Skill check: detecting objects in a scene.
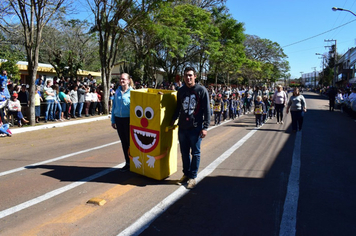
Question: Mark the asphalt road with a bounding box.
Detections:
[0,92,355,236]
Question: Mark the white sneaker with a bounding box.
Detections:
[280,121,284,124]
[187,178,196,189]
[276,121,279,124]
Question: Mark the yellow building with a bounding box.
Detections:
[16,61,101,84]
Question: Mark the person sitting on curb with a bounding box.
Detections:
[7,93,29,127]
[0,117,12,137]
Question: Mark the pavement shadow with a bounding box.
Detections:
[139,129,297,236]
[25,165,179,186]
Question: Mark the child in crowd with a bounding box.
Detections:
[58,87,69,121]
[52,84,62,121]
[262,96,271,123]
[213,94,223,125]
[0,117,11,137]
[222,95,229,121]
[236,93,242,117]
[254,96,266,128]
[65,89,72,119]
[84,86,92,117]
[210,94,215,117]
[228,95,235,120]
[109,84,115,114]
[35,86,43,123]
[268,95,275,119]
[243,92,250,115]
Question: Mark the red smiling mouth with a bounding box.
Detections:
[130,125,160,153]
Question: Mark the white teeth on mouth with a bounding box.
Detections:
[133,129,157,150]
[134,129,157,138]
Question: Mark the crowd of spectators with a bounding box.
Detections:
[323,86,356,118]
[0,73,111,127]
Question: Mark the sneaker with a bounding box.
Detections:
[276,121,279,124]
[177,175,189,185]
[280,121,284,124]
[187,178,196,189]
[120,164,130,172]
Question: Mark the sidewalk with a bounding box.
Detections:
[10,115,110,135]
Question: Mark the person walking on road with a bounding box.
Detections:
[273,85,288,124]
[327,87,337,112]
[111,73,133,172]
[286,87,307,132]
[171,67,210,189]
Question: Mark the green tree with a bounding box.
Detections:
[41,19,100,78]
[152,3,219,82]
[88,0,161,114]
[242,35,290,86]
[1,0,69,125]
[209,8,246,86]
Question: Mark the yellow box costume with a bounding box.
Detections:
[129,89,178,180]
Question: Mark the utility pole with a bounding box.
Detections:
[325,39,337,87]
[312,67,316,88]
[300,72,303,87]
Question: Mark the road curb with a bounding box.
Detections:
[11,116,110,134]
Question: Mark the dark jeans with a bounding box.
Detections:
[329,99,335,111]
[214,112,221,125]
[291,110,304,131]
[255,114,263,126]
[275,104,285,122]
[114,117,130,165]
[90,102,97,115]
[178,126,202,179]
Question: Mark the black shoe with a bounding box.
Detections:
[44,120,47,123]
[120,164,130,172]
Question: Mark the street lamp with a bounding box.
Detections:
[332,7,356,17]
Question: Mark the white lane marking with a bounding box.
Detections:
[279,131,302,236]
[11,116,109,134]
[118,128,258,236]
[0,163,125,219]
[0,141,120,177]
[0,116,243,220]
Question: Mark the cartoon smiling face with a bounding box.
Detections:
[130,105,160,153]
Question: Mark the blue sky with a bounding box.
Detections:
[226,0,356,79]
[72,0,356,80]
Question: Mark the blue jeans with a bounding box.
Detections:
[178,126,202,179]
[54,101,62,119]
[291,110,304,131]
[45,99,54,121]
[72,103,78,117]
[77,102,84,117]
[0,123,10,135]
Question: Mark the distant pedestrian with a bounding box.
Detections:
[254,96,265,127]
[286,87,307,132]
[327,87,337,111]
[171,67,210,189]
[273,85,288,124]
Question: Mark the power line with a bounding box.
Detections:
[282,19,356,48]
